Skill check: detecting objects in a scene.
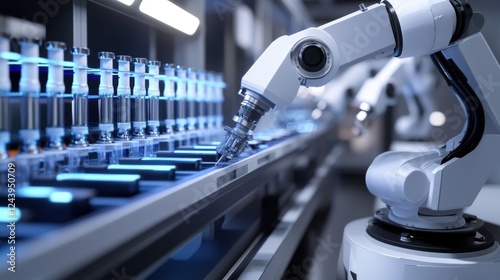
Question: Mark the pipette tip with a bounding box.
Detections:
[214,155,225,166]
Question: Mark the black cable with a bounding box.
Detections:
[430,51,485,164]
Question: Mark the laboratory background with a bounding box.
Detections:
[0,0,499,279]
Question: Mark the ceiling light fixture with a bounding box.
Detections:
[115,0,135,6]
[139,0,200,35]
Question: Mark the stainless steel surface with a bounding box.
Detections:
[98,94,114,143]
[164,64,176,134]
[148,96,160,137]
[116,95,132,140]
[20,93,40,131]
[216,89,274,160]
[116,55,132,141]
[133,58,148,138]
[46,94,65,128]
[165,99,175,134]
[147,60,161,137]
[133,95,147,139]
[72,92,88,127]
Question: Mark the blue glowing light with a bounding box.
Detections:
[193,145,217,149]
[57,173,141,182]
[18,187,55,198]
[108,164,176,171]
[142,157,198,162]
[49,192,73,203]
[1,51,21,60]
[173,150,215,154]
[0,207,22,222]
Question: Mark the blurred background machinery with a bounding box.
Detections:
[0,1,499,279]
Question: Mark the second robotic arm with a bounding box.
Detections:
[352,56,438,140]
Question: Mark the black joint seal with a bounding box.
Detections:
[450,0,473,42]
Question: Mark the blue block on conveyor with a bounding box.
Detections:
[119,157,202,171]
[156,149,220,162]
[30,173,141,197]
[0,186,95,223]
[175,145,218,150]
[82,164,176,181]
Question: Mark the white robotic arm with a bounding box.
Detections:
[218,1,500,278]
[217,0,457,160]
[341,18,500,279]
[367,27,500,229]
[216,3,399,158]
[218,0,500,229]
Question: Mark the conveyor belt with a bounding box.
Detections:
[0,125,338,280]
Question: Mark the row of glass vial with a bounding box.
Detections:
[0,38,225,153]
[0,35,225,183]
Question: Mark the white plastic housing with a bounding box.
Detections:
[176,67,187,99]
[148,63,160,97]
[187,69,197,101]
[388,0,456,57]
[72,53,89,94]
[134,60,146,96]
[164,65,176,98]
[20,41,40,93]
[341,219,500,280]
[46,43,65,94]
[117,58,131,96]
[148,62,160,96]
[241,4,395,108]
[99,57,114,95]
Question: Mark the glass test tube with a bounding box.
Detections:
[196,70,207,131]
[70,47,90,147]
[175,65,188,133]
[186,68,197,131]
[215,73,225,128]
[147,60,161,137]
[116,55,132,141]
[97,51,115,143]
[0,35,11,159]
[206,71,215,129]
[19,38,42,154]
[45,41,67,151]
[164,63,176,134]
[133,58,148,139]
